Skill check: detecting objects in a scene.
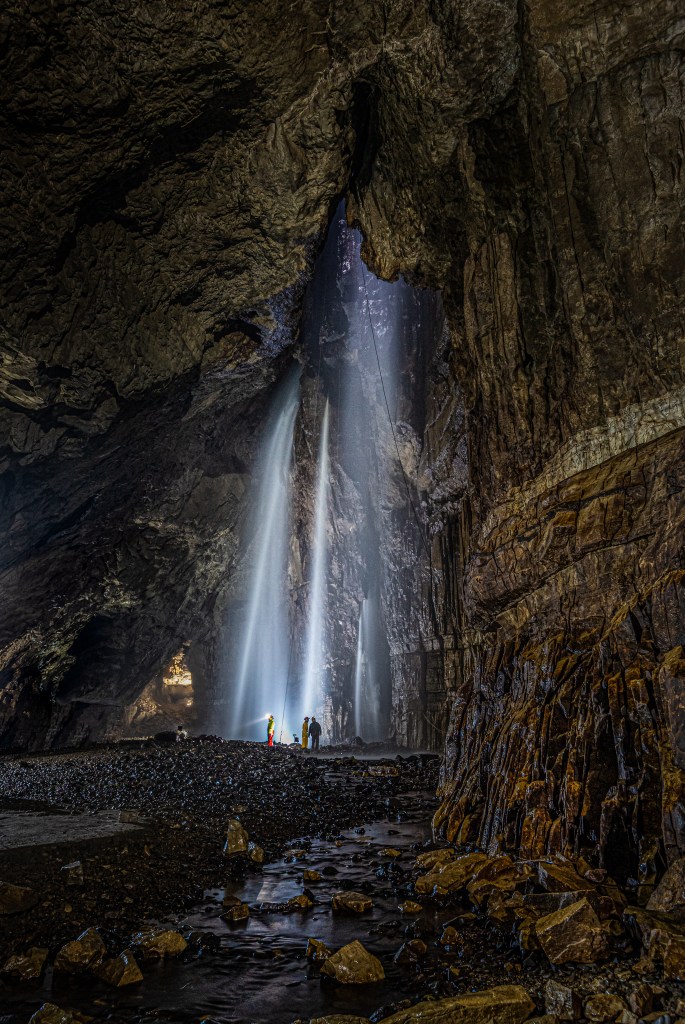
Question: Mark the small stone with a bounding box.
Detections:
[248,842,265,864]
[54,928,106,973]
[222,902,250,923]
[95,951,143,987]
[223,893,242,908]
[130,930,187,959]
[331,891,373,913]
[399,900,423,914]
[304,870,321,882]
[383,848,402,858]
[439,925,462,948]
[60,861,84,886]
[2,946,48,980]
[0,880,38,914]
[28,1005,92,1024]
[287,893,314,910]
[307,938,332,962]
[584,994,627,1022]
[535,898,608,964]
[224,819,249,856]
[394,939,427,964]
[544,978,582,1020]
[320,940,385,984]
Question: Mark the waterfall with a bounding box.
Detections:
[353,601,364,737]
[227,369,300,740]
[352,593,383,740]
[301,399,330,722]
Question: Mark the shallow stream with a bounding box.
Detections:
[7,790,452,1023]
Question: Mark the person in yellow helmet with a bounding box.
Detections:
[267,715,275,746]
[301,716,309,750]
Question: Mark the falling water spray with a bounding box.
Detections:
[301,399,330,721]
[227,369,300,740]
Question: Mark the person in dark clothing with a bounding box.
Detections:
[309,716,322,751]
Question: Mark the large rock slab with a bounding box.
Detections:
[414,853,490,895]
[380,985,536,1024]
[535,898,608,964]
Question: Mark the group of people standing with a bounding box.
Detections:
[301,715,321,750]
[265,713,322,750]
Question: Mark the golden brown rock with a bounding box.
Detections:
[28,1005,92,1024]
[647,858,685,918]
[320,940,385,984]
[2,946,48,980]
[94,951,143,987]
[331,891,372,913]
[224,819,249,856]
[536,899,609,964]
[414,853,490,896]
[54,928,106,973]
[248,841,265,864]
[399,900,423,914]
[222,902,250,923]
[0,881,38,914]
[306,938,331,962]
[414,849,456,870]
[304,870,321,882]
[130,930,187,959]
[287,893,314,910]
[584,995,627,1022]
[379,985,536,1024]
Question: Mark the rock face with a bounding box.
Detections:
[1,0,684,883]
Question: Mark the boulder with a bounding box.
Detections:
[584,995,627,1022]
[399,900,423,914]
[130,929,187,959]
[414,849,455,870]
[331,891,373,913]
[544,978,582,1020]
[627,985,653,1016]
[29,1005,92,1024]
[647,859,685,919]
[94,951,143,987]
[304,870,322,882]
[394,939,427,964]
[224,819,249,856]
[306,938,332,962]
[54,928,106,973]
[535,898,609,964]
[379,985,536,1024]
[439,926,462,949]
[414,853,490,896]
[320,940,385,983]
[382,848,402,858]
[0,880,38,914]
[2,946,48,980]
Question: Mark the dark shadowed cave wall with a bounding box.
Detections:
[1,0,684,878]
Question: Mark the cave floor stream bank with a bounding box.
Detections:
[0,740,682,1023]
